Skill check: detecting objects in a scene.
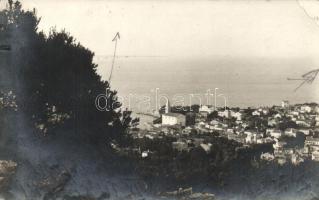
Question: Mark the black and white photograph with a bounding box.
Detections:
[1,0,319,199]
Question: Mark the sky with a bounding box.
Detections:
[2,0,319,106]
[14,0,319,61]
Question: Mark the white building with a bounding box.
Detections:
[285,128,297,137]
[218,110,231,118]
[142,150,150,158]
[301,105,312,113]
[199,105,214,114]
[290,111,299,116]
[252,110,261,116]
[299,129,311,135]
[162,113,186,126]
[282,100,289,108]
[305,136,319,146]
[315,116,319,126]
[296,120,310,127]
[172,141,188,152]
[269,129,283,139]
[261,153,275,161]
[262,109,269,115]
[200,143,212,153]
[273,140,287,150]
[277,157,287,166]
[231,111,242,121]
[268,119,277,127]
[312,150,319,161]
[244,131,258,144]
[257,137,274,144]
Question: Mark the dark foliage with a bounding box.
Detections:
[207,111,218,121]
[0,1,132,143]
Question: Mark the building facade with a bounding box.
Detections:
[162,113,186,126]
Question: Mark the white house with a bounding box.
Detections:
[273,140,287,150]
[261,152,275,161]
[252,110,261,116]
[268,119,277,127]
[298,129,310,135]
[285,128,297,137]
[142,150,150,158]
[199,105,214,114]
[305,136,319,146]
[172,141,188,152]
[162,113,186,126]
[231,111,242,121]
[296,120,310,127]
[312,150,319,161]
[210,120,220,125]
[244,131,259,144]
[269,129,283,139]
[218,110,231,118]
[226,128,234,134]
[262,109,269,115]
[282,100,289,108]
[290,111,299,116]
[277,157,287,166]
[301,105,312,113]
[200,143,212,153]
[257,137,274,144]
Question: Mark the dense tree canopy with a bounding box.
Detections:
[0,1,132,143]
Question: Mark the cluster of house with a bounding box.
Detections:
[304,136,319,161]
[131,100,319,164]
[263,137,305,166]
[260,102,319,165]
[171,138,212,153]
[261,132,319,166]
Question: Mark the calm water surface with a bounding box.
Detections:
[95,56,318,112]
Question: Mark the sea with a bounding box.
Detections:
[94,55,318,112]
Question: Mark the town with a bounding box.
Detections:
[122,100,319,167]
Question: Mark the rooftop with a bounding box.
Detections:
[162,112,185,117]
[306,136,319,142]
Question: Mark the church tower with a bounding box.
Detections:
[165,99,171,114]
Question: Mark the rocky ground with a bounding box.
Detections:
[0,112,154,200]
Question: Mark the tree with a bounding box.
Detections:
[0,1,132,143]
[207,111,218,121]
